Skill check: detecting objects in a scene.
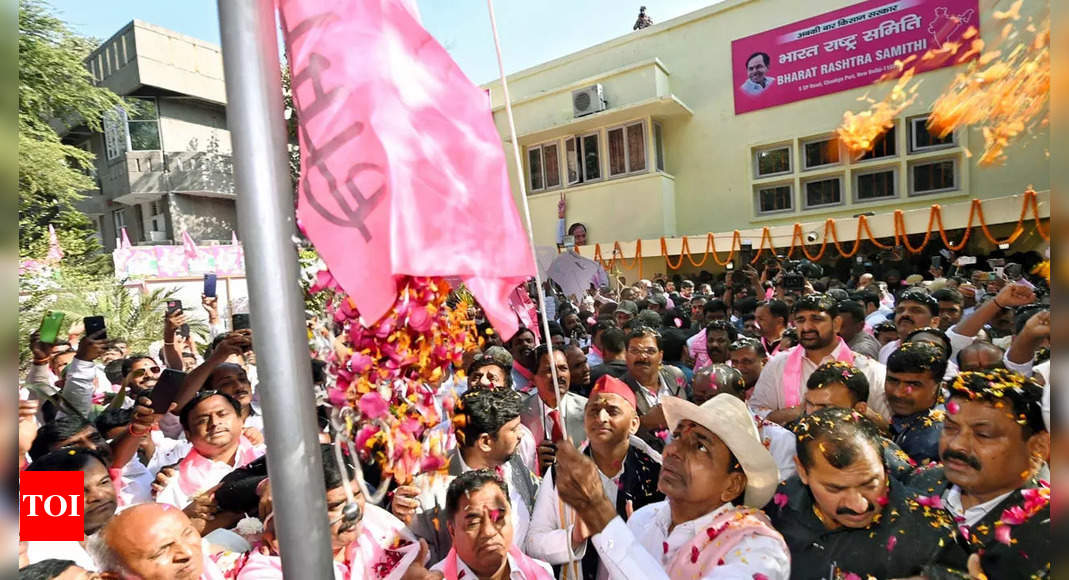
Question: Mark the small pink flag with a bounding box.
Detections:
[181,231,198,258]
[119,227,133,249]
[279,0,534,340]
[231,230,239,246]
[47,224,64,262]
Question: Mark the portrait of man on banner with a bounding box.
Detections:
[741,51,774,96]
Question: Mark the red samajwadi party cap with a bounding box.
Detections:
[589,375,637,411]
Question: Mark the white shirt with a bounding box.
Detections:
[759,421,797,481]
[590,501,790,579]
[942,485,1014,526]
[740,77,774,96]
[750,348,890,420]
[24,540,98,571]
[878,339,900,365]
[526,463,624,580]
[431,550,553,579]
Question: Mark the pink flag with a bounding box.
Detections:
[181,231,198,258]
[119,228,133,249]
[279,0,534,340]
[47,224,63,262]
[231,230,239,246]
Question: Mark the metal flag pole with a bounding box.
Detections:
[216,1,334,577]
[485,0,566,443]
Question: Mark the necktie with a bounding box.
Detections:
[548,409,565,442]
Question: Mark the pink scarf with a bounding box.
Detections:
[441,547,553,580]
[512,362,534,382]
[781,338,855,408]
[177,436,263,497]
[667,507,787,578]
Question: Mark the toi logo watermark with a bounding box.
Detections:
[20,471,85,541]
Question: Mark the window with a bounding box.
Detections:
[754,146,791,177]
[756,184,793,214]
[653,122,665,171]
[803,177,842,208]
[112,208,127,234]
[543,143,560,189]
[858,125,896,160]
[149,200,166,232]
[581,133,601,181]
[911,159,957,195]
[527,147,543,191]
[126,97,161,151]
[565,133,602,185]
[526,142,561,192]
[607,122,647,176]
[909,115,955,152]
[855,169,897,201]
[103,108,127,160]
[802,137,840,169]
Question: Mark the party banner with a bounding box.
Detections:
[732,0,978,114]
[112,244,245,278]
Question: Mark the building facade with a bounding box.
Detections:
[484,0,1049,277]
[66,20,237,251]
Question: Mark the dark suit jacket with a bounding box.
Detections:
[905,467,1053,580]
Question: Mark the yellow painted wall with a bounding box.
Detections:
[485,0,1050,250]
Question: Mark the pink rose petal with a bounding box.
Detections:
[357,392,390,420]
[995,523,1012,545]
[773,493,789,509]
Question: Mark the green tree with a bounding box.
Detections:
[18,0,123,268]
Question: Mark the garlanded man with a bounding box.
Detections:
[554,394,790,578]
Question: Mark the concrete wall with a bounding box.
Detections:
[485,0,1050,249]
[169,194,238,242]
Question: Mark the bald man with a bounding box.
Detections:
[89,503,224,580]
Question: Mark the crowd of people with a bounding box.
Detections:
[16,247,1056,580]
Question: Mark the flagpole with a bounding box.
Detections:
[485,0,566,440]
[216,1,335,577]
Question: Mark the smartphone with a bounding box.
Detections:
[203,274,218,298]
[38,311,65,344]
[1004,263,1022,280]
[739,242,753,267]
[166,300,190,337]
[150,369,187,413]
[931,256,942,269]
[232,313,251,331]
[84,315,107,340]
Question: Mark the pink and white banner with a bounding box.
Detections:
[113,243,245,278]
[731,0,978,114]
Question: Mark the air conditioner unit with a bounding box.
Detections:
[572,84,607,118]
[147,231,168,242]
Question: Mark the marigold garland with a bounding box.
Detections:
[591,190,1046,272]
[312,273,480,484]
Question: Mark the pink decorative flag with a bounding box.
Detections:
[119,227,133,249]
[181,231,199,258]
[46,224,63,262]
[231,230,239,246]
[279,0,534,340]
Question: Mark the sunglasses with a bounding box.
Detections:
[132,366,161,376]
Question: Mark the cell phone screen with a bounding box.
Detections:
[84,316,107,340]
[232,313,251,331]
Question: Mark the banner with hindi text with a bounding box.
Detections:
[731,0,979,114]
